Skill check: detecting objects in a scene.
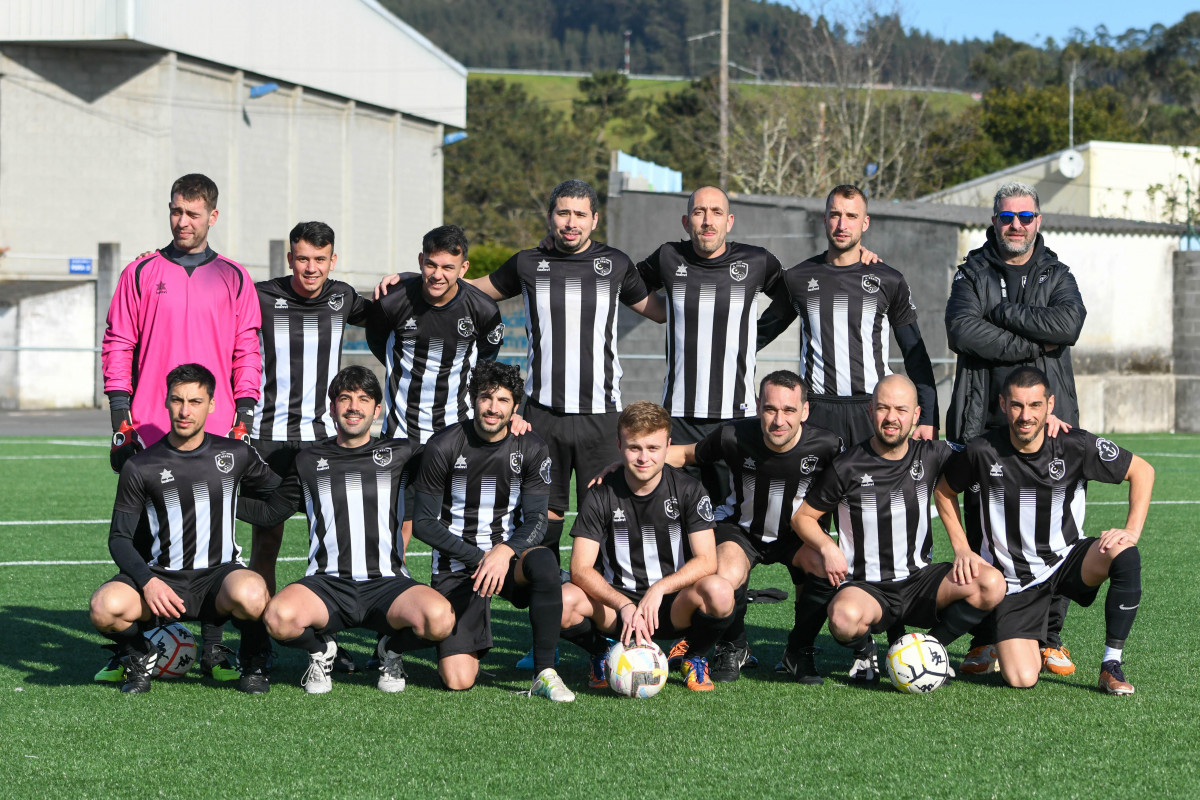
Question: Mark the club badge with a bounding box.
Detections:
[457,317,475,337]
[487,322,504,345]
[594,257,612,276]
[510,451,524,474]
[373,448,392,467]
[697,496,715,522]
[327,293,344,311]
[799,455,818,475]
[215,451,235,474]
[862,274,881,294]
[1048,458,1065,480]
[539,457,553,484]
[910,460,924,481]
[1096,438,1120,462]
[664,498,681,520]
[729,261,749,282]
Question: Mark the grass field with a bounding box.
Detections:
[1,433,1197,799]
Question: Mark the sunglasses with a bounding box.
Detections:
[996,211,1040,226]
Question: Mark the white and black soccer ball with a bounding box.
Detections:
[605,641,669,699]
[885,632,950,694]
[145,622,197,679]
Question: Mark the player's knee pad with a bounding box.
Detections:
[1109,546,1141,587]
[520,546,560,586]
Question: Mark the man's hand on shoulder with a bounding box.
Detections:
[912,425,937,441]
[859,246,881,265]
[373,273,403,300]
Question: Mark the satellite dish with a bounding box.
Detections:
[1058,149,1084,180]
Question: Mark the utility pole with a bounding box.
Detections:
[623,29,631,75]
[1068,60,1078,149]
[719,0,729,190]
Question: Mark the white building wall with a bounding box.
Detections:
[17,285,95,409]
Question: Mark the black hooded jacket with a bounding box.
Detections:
[945,228,1086,443]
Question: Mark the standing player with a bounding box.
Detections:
[411,360,573,701]
[936,367,1153,694]
[635,185,788,502]
[560,401,735,692]
[100,173,261,683]
[794,375,1006,682]
[87,364,277,694]
[792,376,969,681]
[945,182,1087,676]
[237,367,454,694]
[663,370,842,684]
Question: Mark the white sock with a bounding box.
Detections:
[1102,645,1123,664]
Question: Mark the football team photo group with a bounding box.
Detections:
[87,170,1153,702]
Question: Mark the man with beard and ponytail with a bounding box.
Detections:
[945,182,1087,677]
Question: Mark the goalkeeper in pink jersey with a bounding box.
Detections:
[98,173,262,684]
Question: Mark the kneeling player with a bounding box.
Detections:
[88,364,277,694]
[412,360,573,701]
[561,402,735,691]
[794,374,1005,682]
[937,367,1154,694]
[238,366,454,693]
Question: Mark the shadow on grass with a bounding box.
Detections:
[0,605,117,687]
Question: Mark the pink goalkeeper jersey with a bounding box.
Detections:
[102,248,262,445]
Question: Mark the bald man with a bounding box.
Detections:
[791,375,1005,683]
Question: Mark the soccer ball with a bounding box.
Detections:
[145,622,197,679]
[885,632,950,694]
[605,641,669,699]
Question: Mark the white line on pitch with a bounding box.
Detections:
[0,455,101,460]
[0,440,108,447]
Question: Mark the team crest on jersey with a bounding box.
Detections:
[537,259,551,272]
[274,298,288,309]
[613,508,626,523]
[910,460,924,481]
[697,496,715,522]
[861,274,881,294]
[539,457,553,484]
[593,257,612,276]
[729,261,749,282]
[664,498,681,520]
[675,264,688,277]
[328,293,344,311]
[1048,458,1066,480]
[510,451,524,474]
[457,317,475,337]
[799,455,818,475]
[989,463,1004,477]
[969,482,981,493]
[373,448,392,467]
[1096,438,1120,462]
[807,278,819,291]
[488,322,504,345]
[215,451,235,474]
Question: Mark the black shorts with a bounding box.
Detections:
[295,573,421,636]
[249,437,316,478]
[432,562,535,659]
[522,402,619,514]
[611,587,687,640]
[108,562,246,622]
[994,539,1101,643]
[838,562,954,633]
[807,394,873,450]
[715,521,805,583]
[671,416,731,506]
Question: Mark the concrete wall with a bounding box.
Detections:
[1175,250,1200,433]
[0,43,444,290]
[0,282,94,409]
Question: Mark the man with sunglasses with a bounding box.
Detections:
[945,181,1087,677]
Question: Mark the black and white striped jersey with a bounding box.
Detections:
[252,278,369,442]
[571,466,714,595]
[693,418,843,545]
[943,428,1133,594]
[806,438,954,583]
[637,241,785,420]
[112,435,276,571]
[760,256,918,398]
[413,424,552,576]
[488,243,649,414]
[365,275,503,444]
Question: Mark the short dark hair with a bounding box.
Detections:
[686,185,731,215]
[547,179,599,216]
[289,221,335,251]
[826,184,867,212]
[327,365,382,405]
[618,401,672,439]
[170,174,219,212]
[468,360,525,405]
[759,370,807,403]
[166,363,216,399]
[422,225,469,258]
[1002,366,1052,397]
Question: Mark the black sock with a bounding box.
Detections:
[787,574,835,651]
[103,621,152,656]
[521,547,563,673]
[278,626,327,655]
[1042,595,1070,649]
[543,518,565,567]
[721,584,749,649]
[928,600,990,647]
[841,631,874,654]
[685,609,734,657]
[201,618,225,651]
[1105,547,1142,645]
[379,627,432,653]
[561,618,609,657]
[231,617,269,661]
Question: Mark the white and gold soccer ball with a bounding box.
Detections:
[885,632,950,694]
[605,641,669,698]
[145,622,197,680]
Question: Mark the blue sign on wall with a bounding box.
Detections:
[69,258,93,274]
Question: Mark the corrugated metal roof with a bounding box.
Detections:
[0,0,466,127]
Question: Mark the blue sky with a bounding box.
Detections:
[894,1,1194,44]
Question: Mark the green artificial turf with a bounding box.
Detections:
[0,434,1197,798]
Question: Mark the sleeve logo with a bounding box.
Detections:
[697,496,715,522]
[487,322,504,345]
[539,457,553,484]
[1096,438,1120,462]
[215,451,235,474]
